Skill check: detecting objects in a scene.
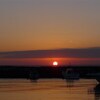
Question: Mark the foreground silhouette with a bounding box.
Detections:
[0,65,100,82]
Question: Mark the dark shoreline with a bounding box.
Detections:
[0,65,100,79]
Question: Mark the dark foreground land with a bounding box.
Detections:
[0,66,100,81]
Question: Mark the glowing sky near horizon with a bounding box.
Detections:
[0,0,100,52]
[0,58,100,66]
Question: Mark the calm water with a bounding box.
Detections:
[0,79,99,100]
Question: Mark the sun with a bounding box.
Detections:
[53,61,58,66]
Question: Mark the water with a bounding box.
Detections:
[0,79,99,100]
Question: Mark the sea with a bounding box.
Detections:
[0,79,99,100]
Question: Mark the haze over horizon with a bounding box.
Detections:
[0,47,100,66]
[0,47,100,57]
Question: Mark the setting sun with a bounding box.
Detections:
[53,61,58,66]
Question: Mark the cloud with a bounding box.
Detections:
[0,47,100,58]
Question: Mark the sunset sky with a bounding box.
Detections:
[0,0,100,52]
[0,0,100,66]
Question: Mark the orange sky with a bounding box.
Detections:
[0,0,100,52]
